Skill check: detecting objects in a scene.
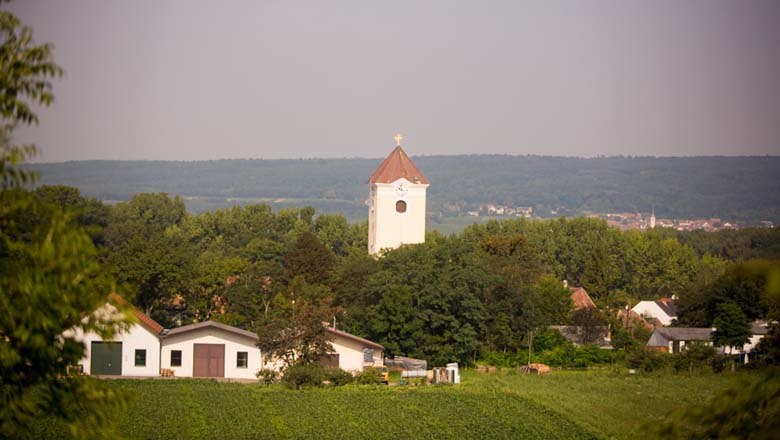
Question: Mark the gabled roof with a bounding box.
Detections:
[326,326,384,350]
[655,327,712,341]
[163,320,259,341]
[655,298,678,317]
[108,293,164,335]
[569,287,597,310]
[368,146,429,185]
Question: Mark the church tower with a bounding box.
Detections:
[650,206,656,229]
[367,135,429,255]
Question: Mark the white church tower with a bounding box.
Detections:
[367,134,429,255]
[650,206,656,229]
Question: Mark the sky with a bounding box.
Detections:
[10,0,780,162]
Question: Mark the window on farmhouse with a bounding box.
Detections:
[171,350,182,367]
[363,348,373,363]
[135,349,146,367]
[237,351,248,368]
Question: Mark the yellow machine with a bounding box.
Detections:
[377,365,389,384]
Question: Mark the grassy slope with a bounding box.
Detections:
[33,371,748,439]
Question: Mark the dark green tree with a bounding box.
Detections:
[712,302,751,372]
[284,231,336,285]
[102,193,189,317]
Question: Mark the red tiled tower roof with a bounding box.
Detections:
[368,146,429,184]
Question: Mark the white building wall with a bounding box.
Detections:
[631,301,674,326]
[331,335,383,372]
[368,178,428,255]
[68,324,161,376]
[160,327,261,380]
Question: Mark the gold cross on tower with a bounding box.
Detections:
[394,133,403,147]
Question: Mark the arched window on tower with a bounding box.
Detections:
[395,200,407,213]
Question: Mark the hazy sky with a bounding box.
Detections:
[11,0,780,162]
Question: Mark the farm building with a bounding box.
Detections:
[323,326,384,371]
[646,327,713,353]
[70,297,385,379]
[66,295,164,376]
[160,320,263,380]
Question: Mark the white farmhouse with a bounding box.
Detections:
[160,321,262,380]
[631,298,678,326]
[72,299,385,379]
[68,295,164,376]
[325,326,384,372]
[646,327,713,353]
[367,135,429,255]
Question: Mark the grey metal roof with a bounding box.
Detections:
[655,327,712,341]
[655,300,678,317]
[163,320,259,341]
[751,321,770,335]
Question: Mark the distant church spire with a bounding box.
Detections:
[650,206,656,229]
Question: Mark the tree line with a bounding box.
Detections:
[28,154,780,224]
[25,186,780,368]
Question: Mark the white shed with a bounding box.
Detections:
[160,320,262,380]
[325,327,384,372]
[68,296,164,376]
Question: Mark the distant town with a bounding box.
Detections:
[464,204,774,231]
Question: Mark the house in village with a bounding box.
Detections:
[646,322,770,363]
[646,327,713,354]
[549,285,612,347]
[568,285,597,311]
[73,298,384,379]
[631,297,678,326]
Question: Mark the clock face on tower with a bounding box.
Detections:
[395,182,408,197]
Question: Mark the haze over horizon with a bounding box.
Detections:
[11,0,780,162]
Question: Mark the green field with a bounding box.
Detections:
[33,370,748,439]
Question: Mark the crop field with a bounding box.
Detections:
[32,370,749,439]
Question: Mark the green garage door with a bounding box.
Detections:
[91,341,122,375]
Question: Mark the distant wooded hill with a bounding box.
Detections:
[28,155,780,223]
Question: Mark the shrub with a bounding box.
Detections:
[282,363,326,389]
[625,348,670,373]
[257,368,280,386]
[479,351,523,368]
[324,368,354,386]
[354,367,383,385]
[672,342,720,373]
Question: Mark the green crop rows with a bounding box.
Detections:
[31,370,748,439]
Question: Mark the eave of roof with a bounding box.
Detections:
[368,146,429,185]
[655,327,713,341]
[163,320,259,341]
[108,293,164,335]
[326,327,384,350]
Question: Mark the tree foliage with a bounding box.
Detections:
[0,3,128,437]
